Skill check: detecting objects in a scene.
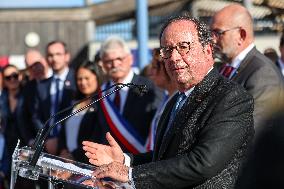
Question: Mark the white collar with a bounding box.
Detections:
[110,70,134,87]
[231,43,255,68]
[53,67,69,81]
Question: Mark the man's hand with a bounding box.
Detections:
[93,162,129,183]
[82,132,124,166]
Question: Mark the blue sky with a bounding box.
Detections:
[0,0,107,8]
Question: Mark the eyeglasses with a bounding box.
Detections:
[4,73,19,81]
[211,27,241,38]
[159,41,191,59]
[103,55,128,65]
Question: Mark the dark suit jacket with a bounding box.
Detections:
[131,68,254,189]
[31,69,77,131]
[97,74,163,152]
[1,89,34,156]
[231,47,284,131]
[58,104,102,164]
[235,108,284,189]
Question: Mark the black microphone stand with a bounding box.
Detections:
[29,83,147,167]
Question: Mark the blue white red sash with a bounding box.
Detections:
[98,87,146,154]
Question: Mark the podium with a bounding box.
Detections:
[9,84,143,189]
[10,142,130,189]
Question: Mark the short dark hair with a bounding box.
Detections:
[46,40,68,54]
[76,60,101,84]
[159,15,213,48]
[75,60,102,100]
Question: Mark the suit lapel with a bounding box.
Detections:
[60,69,76,109]
[231,47,256,82]
[122,74,142,116]
[156,68,221,160]
[153,94,177,160]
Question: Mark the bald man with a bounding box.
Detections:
[211,3,284,133]
[25,49,52,81]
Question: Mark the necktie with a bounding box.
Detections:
[51,78,61,137]
[54,78,61,113]
[221,65,235,78]
[114,90,121,111]
[164,93,187,135]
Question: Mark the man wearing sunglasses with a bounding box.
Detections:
[211,3,284,133]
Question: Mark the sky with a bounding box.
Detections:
[0,0,107,8]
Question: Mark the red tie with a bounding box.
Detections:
[114,90,121,110]
[221,65,234,78]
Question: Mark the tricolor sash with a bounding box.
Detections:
[98,86,147,154]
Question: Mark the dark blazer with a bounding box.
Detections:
[58,104,102,164]
[97,74,164,152]
[1,89,34,156]
[235,108,284,189]
[231,47,284,131]
[31,69,76,131]
[131,68,254,189]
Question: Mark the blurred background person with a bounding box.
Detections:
[25,49,52,81]
[1,65,33,156]
[0,108,9,189]
[93,52,108,83]
[0,69,3,96]
[140,63,152,79]
[145,48,176,151]
[147,48,176,95]
[97,36,163,153]
[23,49,54,146]
[263,47,279,64]
[32,40,77,155]
[276,32,284,76]
[211,3,284,133]
[58,60,103,164]
[0,65,35,189]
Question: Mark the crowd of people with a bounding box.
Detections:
[0,3,284,189]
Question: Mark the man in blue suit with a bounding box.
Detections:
[32,40,76,155]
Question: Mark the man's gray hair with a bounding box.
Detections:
[99,36,131,58]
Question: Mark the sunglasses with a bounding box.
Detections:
[4,73,19,81]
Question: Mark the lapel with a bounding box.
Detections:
[153,93,178,160]
[122,74,143,116]
[44,78,53,113]
[156,68,221,160]
[60,69,76,108]
[231,47,256,83]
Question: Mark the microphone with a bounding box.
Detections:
[29,83,147,166]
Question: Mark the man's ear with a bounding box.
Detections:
[205,44,213,56]
[65,52,71,64]
[240,28,247,41]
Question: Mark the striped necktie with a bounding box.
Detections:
[221,65,235,78]
[114,90,121,111]
[164,93,187,135]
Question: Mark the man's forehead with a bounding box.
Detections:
[161,21,196,44]
[103,48,126,58]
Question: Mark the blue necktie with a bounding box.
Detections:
[51,78,61,137]
[164,93,187,135]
